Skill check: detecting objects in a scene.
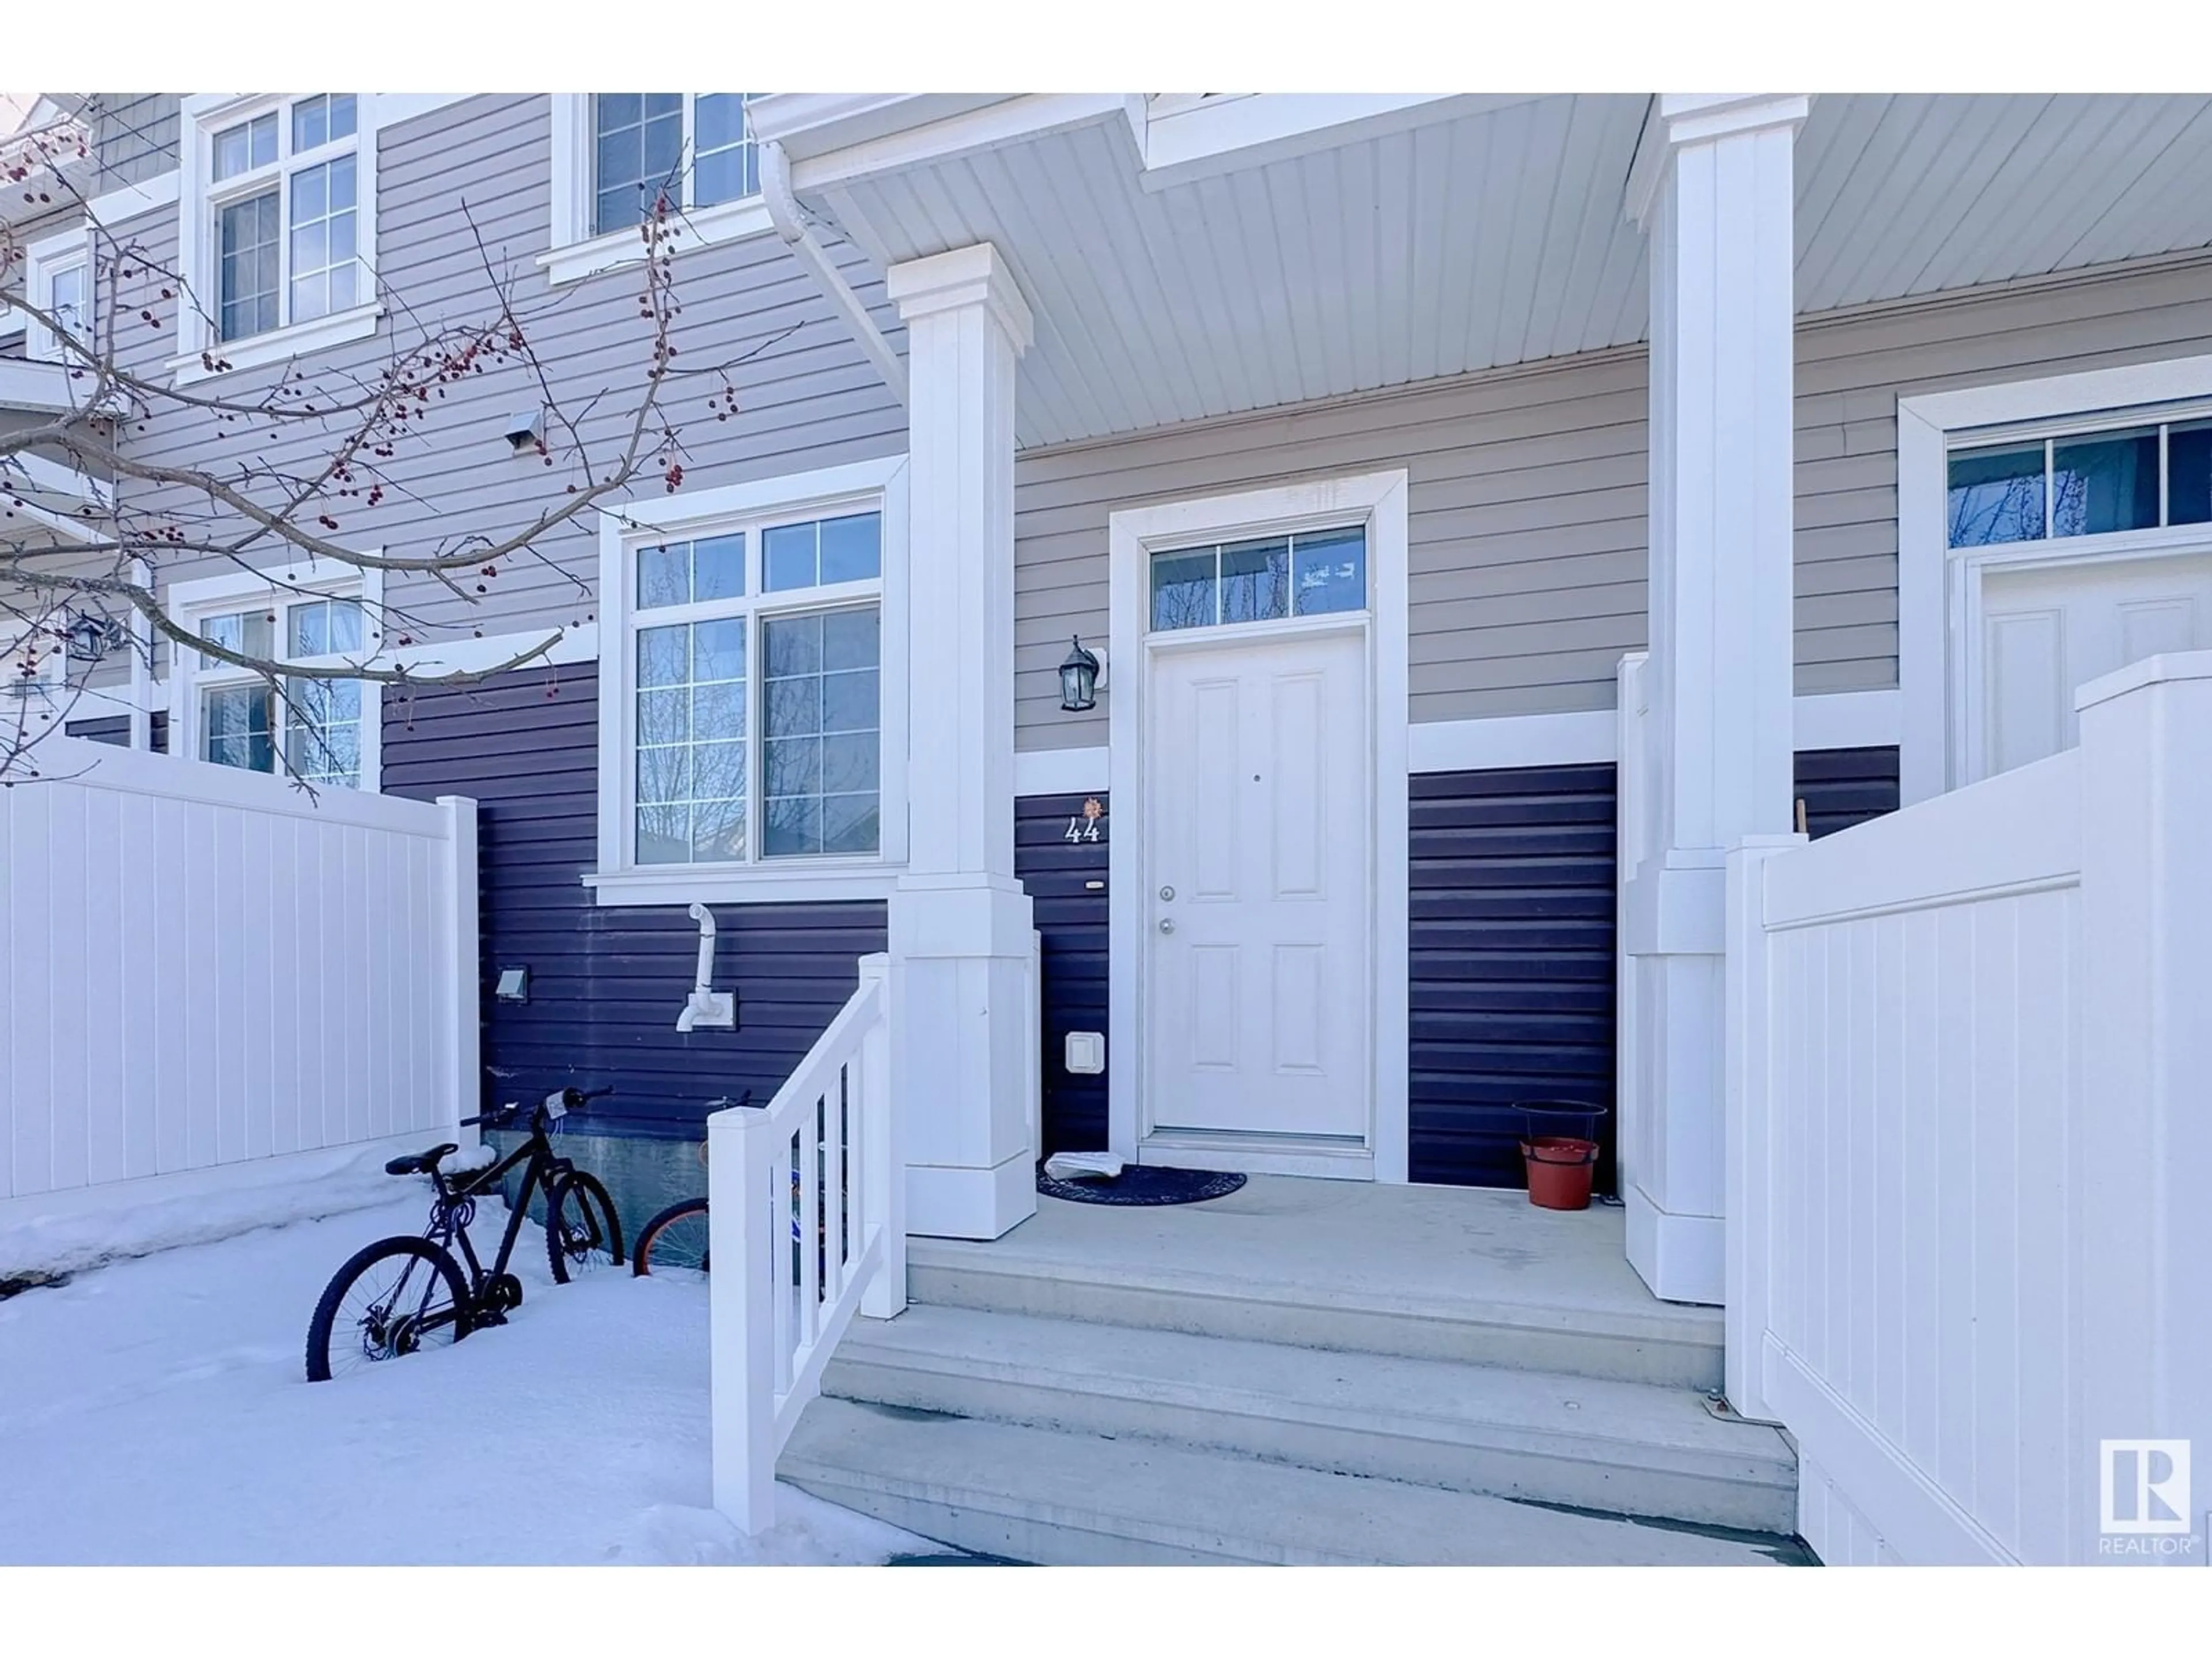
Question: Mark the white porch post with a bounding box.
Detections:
[883,243,1039,1242]
[1622,94,1806,1306]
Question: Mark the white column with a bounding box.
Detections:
[1621,94,1806,1305]
[884,243,1038,1241]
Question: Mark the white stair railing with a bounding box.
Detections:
[708,952,903,1534]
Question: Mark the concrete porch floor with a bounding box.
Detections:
[906,1176,1724,1389]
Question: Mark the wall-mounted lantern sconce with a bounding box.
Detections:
[63,609,123,663]
[1058,635,1100,713]
[495,966,531,1003]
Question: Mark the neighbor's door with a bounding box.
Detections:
[1978,550,2212,778]
[1144,626,1369,1145]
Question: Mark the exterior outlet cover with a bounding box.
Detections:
[1065,1031,1105,1074]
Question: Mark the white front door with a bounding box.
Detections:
[1979,550,2212,778]
[1144,626,1370,1145]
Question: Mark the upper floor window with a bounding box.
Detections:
[544,93,773,287]
[1948,415,2212,549]
[590,457,910,904]
[12,226,90,362]
[589,93,764,235]
[174,93,382,380]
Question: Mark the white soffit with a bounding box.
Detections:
[813,94,1654,449]
[791,92,2212,449]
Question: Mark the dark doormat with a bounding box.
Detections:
[1036,1164,1248,1206]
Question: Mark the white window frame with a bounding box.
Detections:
[165,558,385,791]
[171,93,384,382]
[18,225,90,363]
[1898,353,2212,805]
[1105,469,1410,1182]
[542,94,774,288]
[588,455,910,907]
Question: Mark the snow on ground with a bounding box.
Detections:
[0,1174,933,1566]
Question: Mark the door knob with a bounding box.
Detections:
[1157,918,1176,934]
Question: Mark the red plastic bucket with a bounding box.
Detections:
[1520,1136,1599,1210]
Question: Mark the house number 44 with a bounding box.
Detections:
[1064,797,1105,843]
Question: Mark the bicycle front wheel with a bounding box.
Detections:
[305,1236,471,1382]
[545,1172,624,1284]
[631,1197,710,1281]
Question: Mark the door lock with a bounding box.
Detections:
[1159,885,1176,902]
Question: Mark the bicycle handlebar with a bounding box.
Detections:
[461,1084,614,1128]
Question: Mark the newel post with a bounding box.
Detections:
[709,1102,777,1534]
[857,953,905,1320]
[2072,652,2212,1565]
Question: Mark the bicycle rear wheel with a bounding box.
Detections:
[305,1236,471,1382]
[631,1197,710,1281]
[545,1172,624,1284]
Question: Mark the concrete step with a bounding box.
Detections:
[906,1235,1724,1390]
[781,1398,1804,1566]
[824,1304,1796,1533]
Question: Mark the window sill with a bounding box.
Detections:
[539,197,777,287]
[167,301,385,384]
[583,859,902,908]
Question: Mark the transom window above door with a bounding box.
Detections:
[1948,415,2212,548]
[1149,526,1367,632]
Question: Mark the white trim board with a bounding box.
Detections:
[1897,353,2212,805]
[1015,691,1903,797]
[1107,468,1411,1184]
[1013,745,1107,798]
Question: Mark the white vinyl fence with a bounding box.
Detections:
[0,735,478,1220]
[1727,654,2212,1565]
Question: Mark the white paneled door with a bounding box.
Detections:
[1145,626,1369,1144]
[1979,550,2212,779]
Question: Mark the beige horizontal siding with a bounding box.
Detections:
[1017,249,2212,747]
[99,95,908,649]
[1014,352,1652,746]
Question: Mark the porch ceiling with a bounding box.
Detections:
[782,93,2212,451]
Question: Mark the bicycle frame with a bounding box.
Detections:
[426,1125,575,1297]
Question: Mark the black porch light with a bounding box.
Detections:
[1058,634,1100,713]
[63,609,122,663]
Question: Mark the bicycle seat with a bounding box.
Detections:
[385,1143,460,1177]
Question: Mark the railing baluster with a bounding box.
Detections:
[823,1060,847,1305]
[799,1096,821,1347]
[772,1130,794,1397]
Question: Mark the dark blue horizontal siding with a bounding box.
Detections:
[63,712,169,752]
[1015,790,1110,1155]
[1410,763,1618,1191]
[381,665,881,1137]
[1794,745,1902,839]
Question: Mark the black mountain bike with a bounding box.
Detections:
[304,1086,623,1381]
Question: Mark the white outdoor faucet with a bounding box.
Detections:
[676,901,737,1031]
